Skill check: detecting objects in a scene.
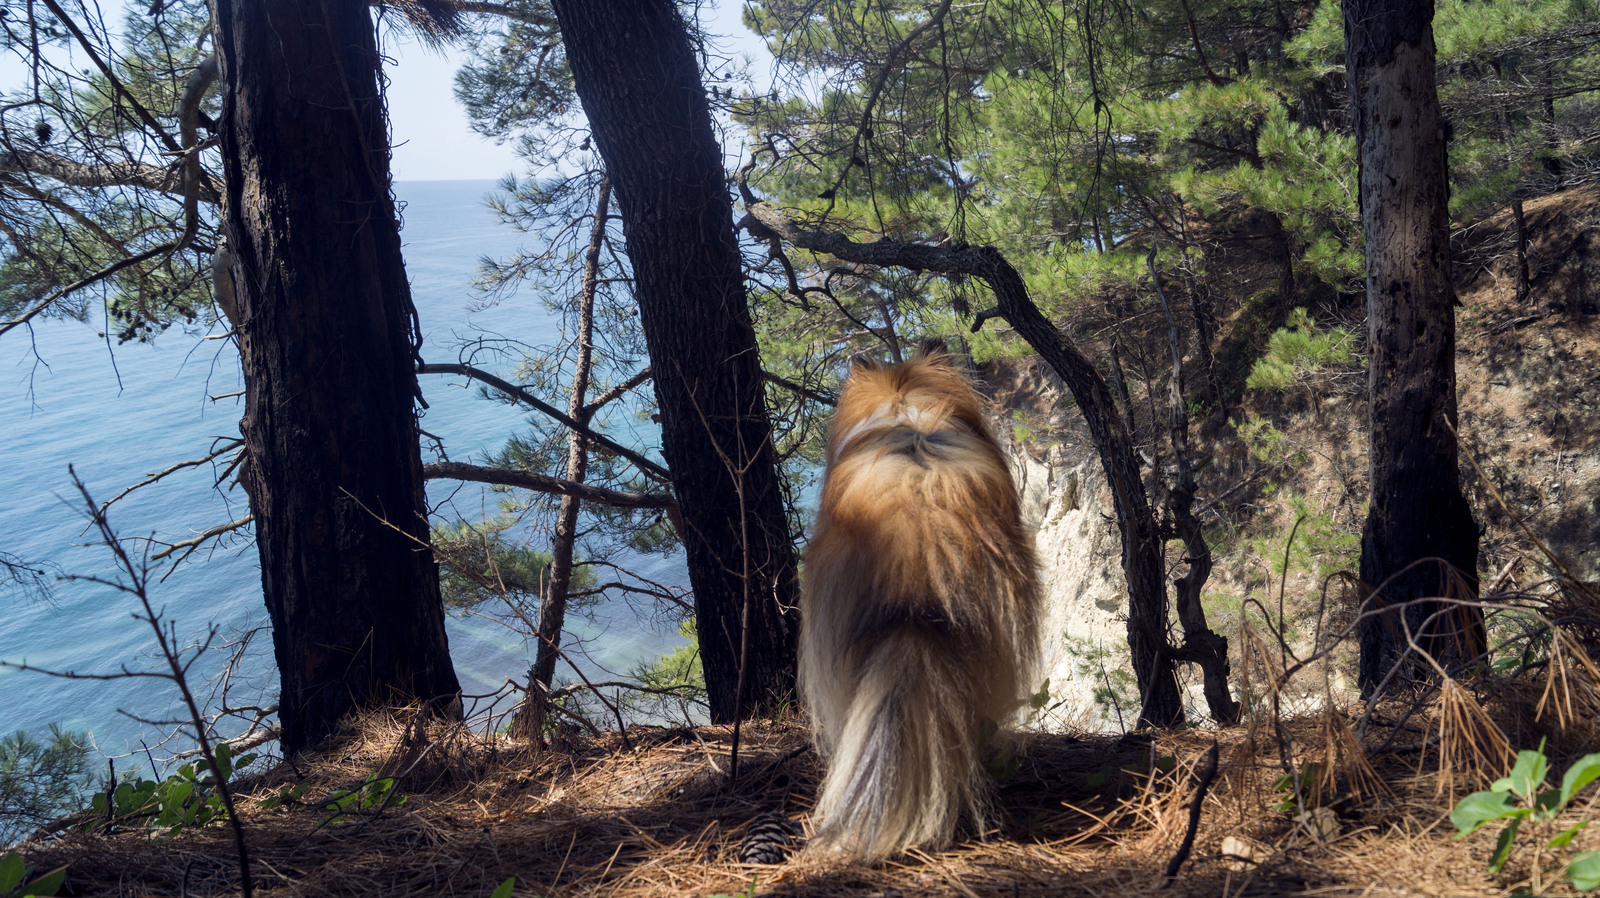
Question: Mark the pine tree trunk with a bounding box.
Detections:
[1342,0,1483,692]
[548,0,800,722]
[212,0,461,754]
[512,178,611,743]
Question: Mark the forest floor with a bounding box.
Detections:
[17,689,1600,898]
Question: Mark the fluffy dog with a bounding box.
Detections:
[800,345,1042,862]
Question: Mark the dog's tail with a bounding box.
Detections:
[807,622,987,862]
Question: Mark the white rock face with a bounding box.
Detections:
[1010,444,1138,733]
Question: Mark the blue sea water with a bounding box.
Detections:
[0,179,686,758]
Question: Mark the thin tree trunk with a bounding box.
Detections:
[549,0,801,722]
[212,0,461,754]
[1343,0,1483,692]
[1512,198,1531,305]
[512,177,611,744]
[1151,256,1238,724]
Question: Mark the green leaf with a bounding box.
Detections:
[1490,817,1522,874]
[165,781,194,810]
[1537,788,1564,819]
[0,852,26,893]
[1451,790,1520,836]
[1503,743,1550,799]
[1560,754,1600,809]
[1030,680,1051,710]
[1548,820,1589,850]
[22,865,66,897]
[1566,851,1600,891]
[490,877,517,898]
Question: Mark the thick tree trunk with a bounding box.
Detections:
[213,0,461,754]
[1342,0,1482,692]
[548,0,800,722]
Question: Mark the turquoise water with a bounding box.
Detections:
[0,180,686,756]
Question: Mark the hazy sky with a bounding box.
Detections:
[383,36,519,183]
[384,2,769,183]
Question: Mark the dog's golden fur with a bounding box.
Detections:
[800,347,1043,862]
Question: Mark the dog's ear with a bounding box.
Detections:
[848,351,884,372]
[915,338,950,362]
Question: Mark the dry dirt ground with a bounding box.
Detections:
[15,692,1600,898]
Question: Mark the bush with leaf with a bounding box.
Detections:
[0,851,64,898]
[1452,740,1600,892]
[85,741,255,835]
[1245,308,1360,394]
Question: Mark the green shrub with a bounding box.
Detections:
[0,726,93,846]
[1245,307,1359,392]
[1452,740,1600,891]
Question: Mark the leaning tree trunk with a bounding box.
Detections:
[548,0,800,722]
[1343,0,1482,693]
[212,0,461,754]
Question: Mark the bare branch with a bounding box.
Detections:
[581,366,652,416]
[149,514,254,562]
[100,438,244,514]
[174,52,220,251]
[418,361,670,482]
[423,461,676,510]
[0,150,192,195]
[762,369,837,407]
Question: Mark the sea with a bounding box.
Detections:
[0,180,687,761]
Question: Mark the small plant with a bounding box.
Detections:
[708,877,758,898]
[1273,761,1327,813]
[255,782,310,810]
[86,742,257,835]
[1451,740,1600,892]
[488,877,516,898]
[315,772,406,829]
[0,851,64,898]
[1231,414,1304,471]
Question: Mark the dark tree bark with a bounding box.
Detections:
[212,0,461,754]
[743,202,1187,728]
[1342,0,1483,692]
[548,0,801,722]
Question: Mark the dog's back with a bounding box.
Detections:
[800,349,1042,861]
